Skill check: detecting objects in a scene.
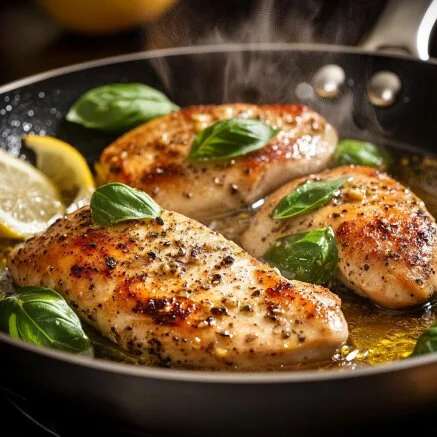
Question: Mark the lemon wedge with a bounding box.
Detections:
[23,135,95,213]
[0,148,64,239]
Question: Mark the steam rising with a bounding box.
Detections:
[148,0,385,137]
[149,0,323,101]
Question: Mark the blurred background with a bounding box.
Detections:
[0,0,400,85]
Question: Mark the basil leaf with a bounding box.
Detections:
[272,177,348,220]
[263,227,338,284]
[83,325,142,364]
[66,83,179,133]
[334,139,391,170]
[91,183,162,226]
[189,118,278,162]
[412,325,437,356]
[0,286,92,355]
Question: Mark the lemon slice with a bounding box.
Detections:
[23,135,95,213]
[0,148,64,239]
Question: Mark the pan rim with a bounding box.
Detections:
[1,330,436,383]
[0,41,435,95]
[1,41,437,383]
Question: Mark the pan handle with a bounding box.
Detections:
[360,0,437,60]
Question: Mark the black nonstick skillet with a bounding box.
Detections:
[1,1,437,436]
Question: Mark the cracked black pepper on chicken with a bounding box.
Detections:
[97,103,337,221]
[242,165,437,308]
[7,207,348,370]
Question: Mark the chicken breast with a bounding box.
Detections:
[241,166,437,309]
[8,207,347,370]
[97,104,337,221]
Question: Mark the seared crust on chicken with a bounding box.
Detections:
[97,104,337,221]
[8,207,347,370]
[241,166,437,309]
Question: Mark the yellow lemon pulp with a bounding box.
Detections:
[23,135,95,213]
[0,149,64,239]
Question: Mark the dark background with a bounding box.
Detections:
[1,391,48,436]
[0,0,391,85]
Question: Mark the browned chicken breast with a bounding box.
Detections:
[97,104,337,221]
[241,166,437,309]
[8,207,347,370]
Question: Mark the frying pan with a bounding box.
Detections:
[1,1,437,436]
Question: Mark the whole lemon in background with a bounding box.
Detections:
[39,0,178,35]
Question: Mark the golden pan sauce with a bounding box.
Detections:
[1,151,437,371]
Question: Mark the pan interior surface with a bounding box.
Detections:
[1,44,437,380]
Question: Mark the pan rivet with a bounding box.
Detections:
[295,82,314,100]
[367,71,401,107]
[313,65,345,98]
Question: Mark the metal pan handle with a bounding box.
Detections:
[360,0,437,60]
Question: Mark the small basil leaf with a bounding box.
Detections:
[272,177,348,220]
[189,118,278,162]
[0,286,92,355]
[66,83,179,134]
[334,139,391,170]
[263,227,338,284]
[91,183,162,226]
[83,325,142,364]
[412,325,437,356]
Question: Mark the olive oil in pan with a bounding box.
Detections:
[1,151,437,370]
[0,240,14,267]
[0,240,16,300]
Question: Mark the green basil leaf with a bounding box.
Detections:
[272,177,348,220]
[412,325,437,356]
[334,139,391,170]
[83,325,142,364]
[0,286,92,355]
[66,83,179,133]
[91,183,162,226]
[263,227,338,284]
[189,118,278,162]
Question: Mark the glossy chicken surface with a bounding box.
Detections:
[241,166,437,309]
[97,104,337,221]
[8,207,347,370]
